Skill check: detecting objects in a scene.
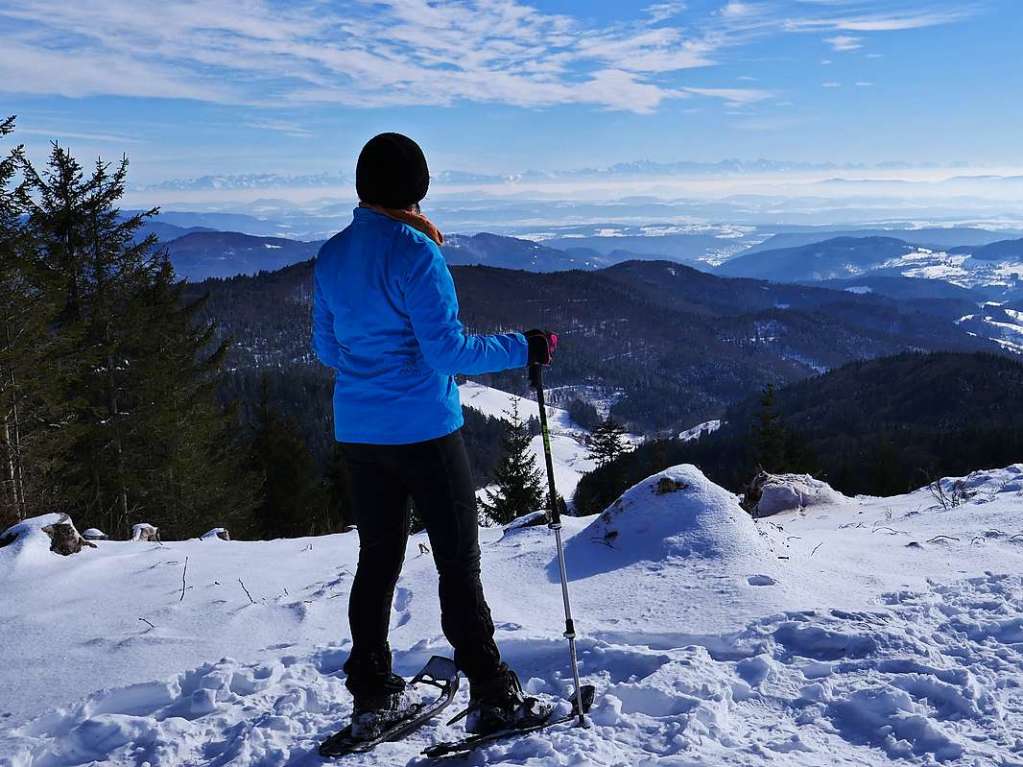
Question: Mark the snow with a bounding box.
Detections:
[4,465,1023,765]
[459,380,599,504]
[678,419,721,441]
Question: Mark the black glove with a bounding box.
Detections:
[524,329,557,366]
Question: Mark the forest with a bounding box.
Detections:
[573,351,1023,516]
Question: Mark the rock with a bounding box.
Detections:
[742,471,845,518]
[131,523,160,542]
[42,516,98,555]
[82,528,108,541]
[654,476,690,495]
[200,527,230,541]
[0,514,96,556]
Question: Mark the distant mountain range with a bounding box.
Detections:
[741,227,1014,255]
[161,232,323,281]
[717,236,915,281]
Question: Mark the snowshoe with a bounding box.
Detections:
[350,681,415,741]
[318,656,460,758]
[452,668,554,736]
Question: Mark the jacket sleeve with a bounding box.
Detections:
[311,261,342,370]
[403,240,528,375]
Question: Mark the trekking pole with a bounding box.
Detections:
[528,362,589,728]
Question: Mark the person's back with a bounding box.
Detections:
[313,205,524,444]
[311,132,557,743]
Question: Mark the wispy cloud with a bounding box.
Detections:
[825,35,862,51]
[17,126,144,144]
[0,0,977,114]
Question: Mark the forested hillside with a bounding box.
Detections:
[575,351,1023,515]
[189,257,997,435]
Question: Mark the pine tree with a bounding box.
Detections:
[588,416,629,467]
[480,399,545,525]
[752,383,787,473]
[248,377,328,539]
[0,118,64,527]
[16,143,256,537]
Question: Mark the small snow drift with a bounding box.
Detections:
[82,528,108,541]
[565,465,774,577]
[744,471,846,517]
[200,527,231,541]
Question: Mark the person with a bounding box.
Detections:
[311,132,558,740]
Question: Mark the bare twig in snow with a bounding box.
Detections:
[810,542,824,557]
[238,578,256,604]
[138,617,155,630]
[179,556,188,602]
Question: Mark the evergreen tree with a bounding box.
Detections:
[480,399,544,525]
[325,442,355,530]
[752,383,787,473]
[248,378,329,539]
[0,119,67,527]
[0,117,49,527]
[15,143,255,537]
[588,417,629,467]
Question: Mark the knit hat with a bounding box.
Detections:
[356,133,430,209]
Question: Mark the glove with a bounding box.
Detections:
[524,329,557,366]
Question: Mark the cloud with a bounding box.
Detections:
[645,2,686,23]
[683,86,773,105]
[17,126,143,144]
[0,0,977,115]
[825,35,862,51]
[822,81,842,88]
[242,119,314,138]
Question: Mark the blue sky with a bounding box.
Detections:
[1,0,1021,186]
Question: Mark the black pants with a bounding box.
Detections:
[340,429,503,700]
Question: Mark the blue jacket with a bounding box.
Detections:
[312,207,528,444]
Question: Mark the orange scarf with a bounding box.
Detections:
[360,202,444,245]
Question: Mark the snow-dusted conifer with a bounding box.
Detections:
[588,417,629,467]
[481,399,545,525]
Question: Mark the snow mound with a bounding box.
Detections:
[579,464,771,564]
[0,513,73,569]
[754,472,847,517]
[929,463,1023,502]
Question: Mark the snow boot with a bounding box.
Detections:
[464,667,553,736]
[350,673,416,741]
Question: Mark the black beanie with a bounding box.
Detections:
[356,133,430,209]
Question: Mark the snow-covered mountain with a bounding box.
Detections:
[720,236,1023,298]
[3,464,1023,765]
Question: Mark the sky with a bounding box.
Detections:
[1,0,1021,190]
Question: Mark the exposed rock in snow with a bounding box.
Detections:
[744,471,847,517]
[200,527,231,541]
[131,523,160,542]
[81,528,108,541]
[0,513,95,558]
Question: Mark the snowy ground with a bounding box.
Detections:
[3,464,1023,766]
[459,381,607,504]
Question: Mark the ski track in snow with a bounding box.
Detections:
[4,456,1023,765]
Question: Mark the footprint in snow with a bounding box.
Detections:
[747,574,777,586]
